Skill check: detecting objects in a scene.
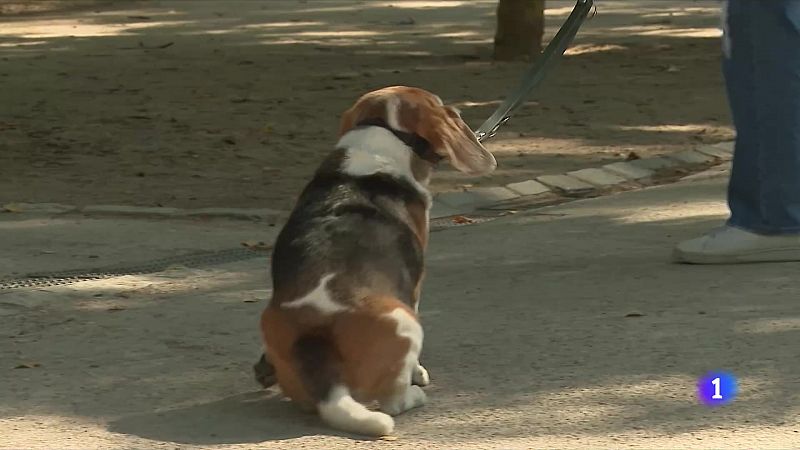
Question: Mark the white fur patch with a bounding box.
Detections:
[319,385,394,436]
[338,127,431,204]
[412,363,430,386]
[385,96,405,131]
[384,308,423,381]
[379,308,427,416]
[282,273,345,314]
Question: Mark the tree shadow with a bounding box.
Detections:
[0,0,731,209]
[4,179,800,445]
[107,390,355,444]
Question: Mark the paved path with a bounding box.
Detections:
[2,173,799,448]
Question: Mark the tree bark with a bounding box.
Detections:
[493,0,545,61]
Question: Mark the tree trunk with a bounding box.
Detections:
[493,0,545,61]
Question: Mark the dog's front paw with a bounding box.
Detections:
[412,363,430,386]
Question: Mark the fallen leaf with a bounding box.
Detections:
[452,216,474,225]
[241,240,272,250]
[625,151,641,161]
[243,299,259,303]
[2,203,23,213]
[624,312,645,318]
[14,362,40,369]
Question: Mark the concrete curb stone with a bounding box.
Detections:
[2,141,736,223]
[536,174,595,193]
[602,162,654,180]
[695,145,734,160]
[567,168,628,187]
[629,157,680,171]
[506,180,550,196]
[667,150,717,165]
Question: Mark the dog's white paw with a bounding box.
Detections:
[412,363,430,386]
[381,385,427,416]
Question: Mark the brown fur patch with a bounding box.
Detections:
[260,306,315,409]
[261,295,418,408]
[333,296,415,402]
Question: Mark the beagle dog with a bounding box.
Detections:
[258,86,496,436]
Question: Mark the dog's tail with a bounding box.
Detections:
[293,334,394,437]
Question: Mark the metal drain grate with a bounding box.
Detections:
[0,214,502,291]
[0,247,267,290]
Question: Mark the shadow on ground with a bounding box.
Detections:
[107,391,339,444]
[3,179,800,447]
[0,0,732,210]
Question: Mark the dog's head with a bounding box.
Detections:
[339,86,497,175]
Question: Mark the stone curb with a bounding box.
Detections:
[430,140,734,218]
[2,141,734,222]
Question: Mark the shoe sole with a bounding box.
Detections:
[673,247,800,264]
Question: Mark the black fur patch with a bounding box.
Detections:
[270,149,425,308]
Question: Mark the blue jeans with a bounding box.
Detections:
[724,0,800,234]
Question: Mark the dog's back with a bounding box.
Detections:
[261,143,427,436]
[259,86,497,436]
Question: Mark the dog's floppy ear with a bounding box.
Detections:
[339,95,387,137]
[417,105,497,175]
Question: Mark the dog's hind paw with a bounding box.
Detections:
[412,363,430,387]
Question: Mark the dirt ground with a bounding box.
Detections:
[0,0,732,211]
[3,176,800,449]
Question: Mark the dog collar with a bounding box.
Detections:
[355,118,443,165]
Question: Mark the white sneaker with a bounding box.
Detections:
[673,225,800,264]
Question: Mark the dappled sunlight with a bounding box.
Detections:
[0,18,192,38]
[564,43,627,56]
[416,372,781,442]
[611,25,721,39]
[238,21,324,29]
[372,1,471,8]
[735,317,800,335]
[293,30,380,38]
[615,123,731,135]
[435,31,480,38]
[545,6,583,17]
[0,39,48,48]
[0,217,65,230]
[450,100,503,108]
[354,49,432,56]
[642,8,720,19]
[45,266,265,300]
[611,200,727,225]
